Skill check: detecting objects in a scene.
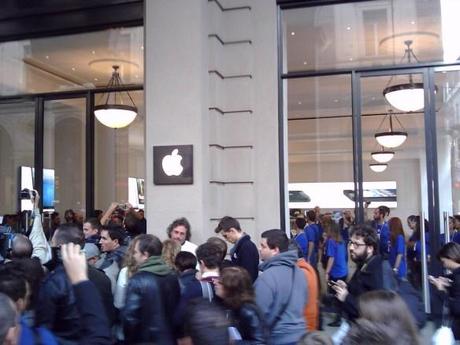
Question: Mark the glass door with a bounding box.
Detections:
[434,67,460,244]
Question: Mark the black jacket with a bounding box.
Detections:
[446,267,460,339]
[231,303,269,345]
[36,265,115,342]
[231,234,259,282]
[122,271,180,345]
[341,255,384,320]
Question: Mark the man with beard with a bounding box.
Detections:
[330,224,384,321]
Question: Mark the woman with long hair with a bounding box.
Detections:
[343,290,421,345]
[429,242,460,340]
[325,222,348,326]
[407,216,430,289]
[162,239,181,271]
[215,266,268,344]
[388,217,407,279]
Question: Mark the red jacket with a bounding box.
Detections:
[297,258,319,330]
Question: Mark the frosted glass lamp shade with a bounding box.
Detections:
[94,104,137,129]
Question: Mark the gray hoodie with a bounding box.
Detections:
[254,250,307,345]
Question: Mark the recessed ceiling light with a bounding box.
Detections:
[303,61,308,65]
[333,99,339,103]
[349,57,353,61]
[291,31,295,36]
[45,55,49,59]
[71,67,76,71]
[141,46,144,50]
[410,21,416,25]
[94,78,98,81]
[135,75,139,78]
[346,26,352,31]
[92,50,96,54]
[298,101,302,105]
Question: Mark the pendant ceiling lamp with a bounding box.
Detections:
[94,65,137,129]
[383,40,424,112]
[371,146,395,163]
[369,163,388,173]
[374,110,408,148]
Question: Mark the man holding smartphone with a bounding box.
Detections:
[330,224,384,321]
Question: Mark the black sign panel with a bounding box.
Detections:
[153,145,193,185]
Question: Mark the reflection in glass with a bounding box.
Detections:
[43,98,86,215]
[0,102,35,214]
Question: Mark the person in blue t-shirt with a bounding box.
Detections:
[305,210,320,267]
[452,215,460,244]
[293,217,308,258]
[388,217,407,279]
[407,216,430,290]
[372,206,390,257]
[325,222,348,327]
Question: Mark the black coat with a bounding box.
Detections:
[122,271,180,345]
[446,267,460,339]
[341,255,384,320]
[231,303,269,345]
[231,234,260,282]
[36,265,115,342]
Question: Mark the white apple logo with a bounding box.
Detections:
[162,149,184,176]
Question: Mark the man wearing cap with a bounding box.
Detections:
[215,216,259,282]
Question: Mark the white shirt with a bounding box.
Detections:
[181,240,198,255]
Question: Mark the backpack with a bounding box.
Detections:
[381,260,427,329]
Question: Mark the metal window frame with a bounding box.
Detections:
[0,84,143,216]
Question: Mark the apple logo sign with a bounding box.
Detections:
[162,149,184,176]
[153,145,193,185]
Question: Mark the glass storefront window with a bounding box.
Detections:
[95,90,144,211]
[43,98,86,215]
[282,0,460,73]
[0,27,143,96]
[0,101,35,215]
[287,75,354,218]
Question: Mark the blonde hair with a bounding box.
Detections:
[162,239,181,270]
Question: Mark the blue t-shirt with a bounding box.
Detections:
[389,234,407,278]
[452,231,460,245]
[19,319,58,345]
[326,238,348,279]
[294,232,308,258]
[413,232,430,261]
[377,222,390,256]
[305,224,319,266]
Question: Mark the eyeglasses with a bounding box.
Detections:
[348,240,367,248]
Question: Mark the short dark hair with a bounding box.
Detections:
[84,218,101,231]
[206,237,227,261]
[167,217,191,241]
[437,242,460,263]
[124,213,141,236]
[101,225,126,245]
[306,210,316,222]
[134,234,162,257]
[214,216,241,233]
[11,234,33,259]
[350,224,378,253]
[377,206,390,217]
[54,223,85,246]
[185,299,229,345]
[196,242,222,269]
[295,217,306,230]
[0,266,26,302]
[0,293,16,343]
[175,251,198,272]
[261,229,289,252]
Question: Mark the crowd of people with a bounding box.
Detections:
[1,191,460,345]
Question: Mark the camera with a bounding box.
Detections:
[20,188,36,200]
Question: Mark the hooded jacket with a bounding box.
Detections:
[254,250,307,345]
[122,256,180,345]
